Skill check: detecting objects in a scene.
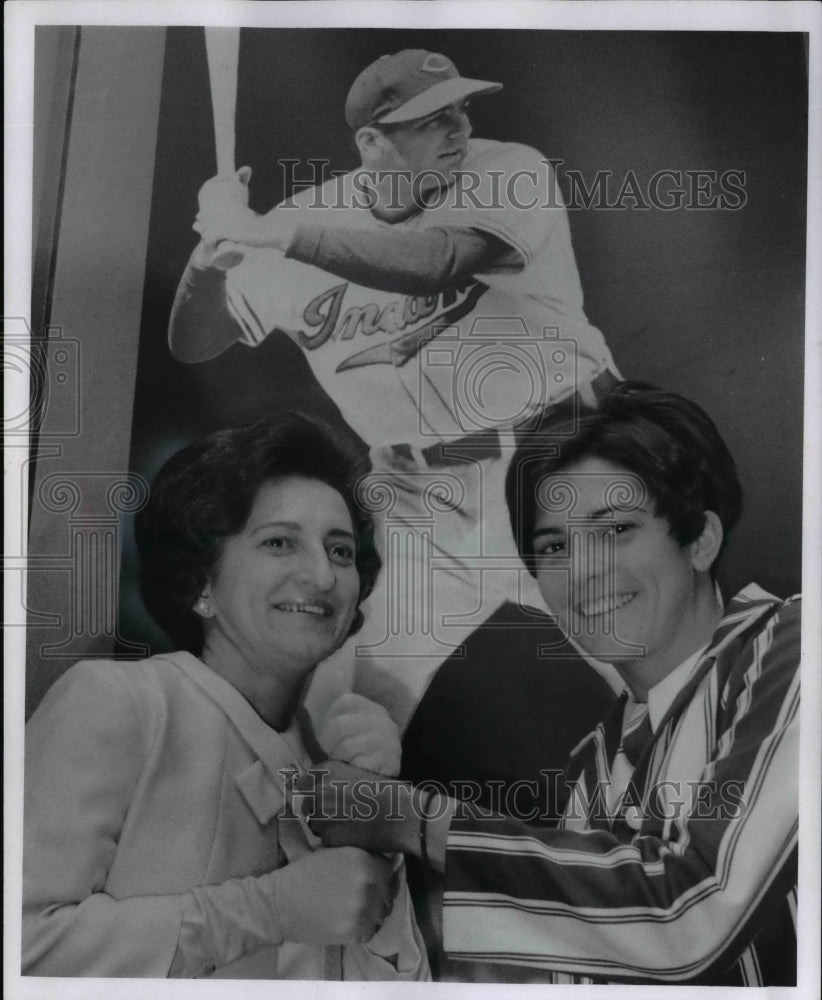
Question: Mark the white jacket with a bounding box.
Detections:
[23,652,428,979]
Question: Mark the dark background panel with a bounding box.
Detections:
[119,28,807,653]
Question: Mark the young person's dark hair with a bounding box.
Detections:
[135,412,381,653]
[506,381,743,577]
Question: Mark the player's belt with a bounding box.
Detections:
[422,429,502,467]
[391,369,620,469]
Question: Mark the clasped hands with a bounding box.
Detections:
[296,759,422,857]
[193,167,297,256]
[274,762,435,944]
[271,695,414,945]
[306,692,420,856]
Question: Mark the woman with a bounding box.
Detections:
[23,412,428,980]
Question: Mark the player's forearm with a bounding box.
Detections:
[284,224,505,295]
[194,200,504,294]
[168,247,243,363]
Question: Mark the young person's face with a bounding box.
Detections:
[532,456,721,693]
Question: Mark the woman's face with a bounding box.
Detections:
[201,476,361,681]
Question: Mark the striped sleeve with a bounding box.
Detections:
[441,599,800,982]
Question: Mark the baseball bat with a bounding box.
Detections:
[203,27,245,270]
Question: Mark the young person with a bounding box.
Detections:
[306,382,800,985]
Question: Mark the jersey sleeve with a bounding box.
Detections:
[221,244,310,348]
[22,661,186,976]
[168,250,243,362]
[441,599,800,982]
[286,223,507,295]
[425,143,564,272]
[168,239,314,361]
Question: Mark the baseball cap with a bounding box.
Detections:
[345,50,502,131]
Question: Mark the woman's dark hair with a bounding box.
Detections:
[506,381,743,577]
[135,412,381,653]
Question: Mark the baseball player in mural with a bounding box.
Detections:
[169,49,621,727]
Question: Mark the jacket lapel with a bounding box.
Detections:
[160,653,319,855]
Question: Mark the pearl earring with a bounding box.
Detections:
[195,596,213,618]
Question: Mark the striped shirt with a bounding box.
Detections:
[442,585,800,984]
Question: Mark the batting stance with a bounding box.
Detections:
[169,49,622,728]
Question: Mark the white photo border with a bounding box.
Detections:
[5,3,820,999]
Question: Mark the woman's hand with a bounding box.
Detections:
[273,846,396,944]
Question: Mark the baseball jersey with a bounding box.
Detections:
[225,139,615,449]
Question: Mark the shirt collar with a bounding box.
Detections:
[646,645,708,732]
[629,583,723,731]
[617,583,783,735]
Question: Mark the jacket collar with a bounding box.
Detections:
[158,652,318,834]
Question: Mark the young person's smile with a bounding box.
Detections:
[533,456,722,695]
